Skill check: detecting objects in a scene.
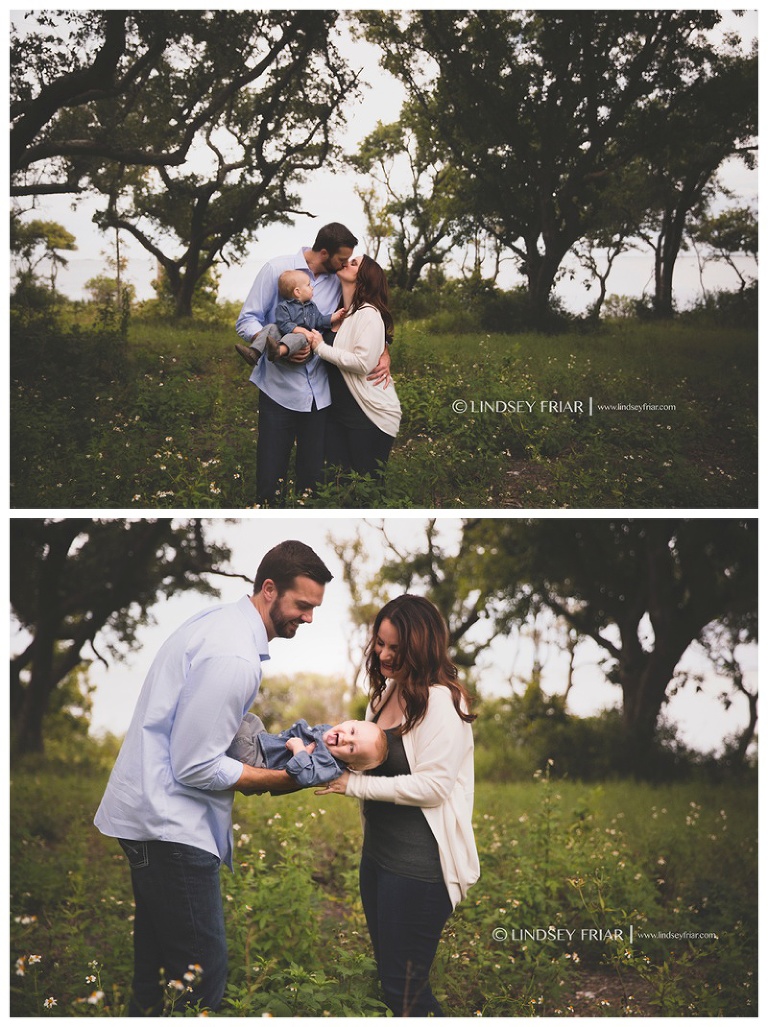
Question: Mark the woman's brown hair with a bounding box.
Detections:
[350,255,395,345]
[365,594,476,734]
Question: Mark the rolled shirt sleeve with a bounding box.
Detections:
[169,654,260,791]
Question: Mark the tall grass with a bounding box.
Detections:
[10,313,756,508]
[11,758,757,1016]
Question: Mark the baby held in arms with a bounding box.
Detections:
[227,713,388,787]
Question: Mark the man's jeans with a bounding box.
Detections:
[359,854,453,1016]
[256,391,328,505]
[118,839,228,1016]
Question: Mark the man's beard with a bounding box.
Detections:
[270,595,302,638]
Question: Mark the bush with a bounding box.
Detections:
[472,691,742,784]
[681,284,757,329]
[392,279,573,335]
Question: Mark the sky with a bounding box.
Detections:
[67,515,758,757]
[10,8,759,314]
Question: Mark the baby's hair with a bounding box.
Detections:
[278,269,311,300]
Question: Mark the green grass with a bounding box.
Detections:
[10,313,757,508]
[11,758,757,1016]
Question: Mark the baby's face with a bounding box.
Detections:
[323,720,382,769]
[294,279,314,304]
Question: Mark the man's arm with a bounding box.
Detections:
[233,763,303,795]
[236,263,279,343]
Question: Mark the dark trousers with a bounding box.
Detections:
[118,839,228,1016]
[256,391,328,505]
[359,854,453,1017]
[325,415,394,481]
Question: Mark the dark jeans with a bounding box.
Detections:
[325,415,394,482]
[359,854,453,1017]
[256,391,328,505]
[118,839,227,1016]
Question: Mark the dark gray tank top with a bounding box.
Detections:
[362,727,443,882]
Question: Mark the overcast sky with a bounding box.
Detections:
[70,515,757,756]
[11,8,758,313]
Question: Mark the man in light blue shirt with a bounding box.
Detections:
[94,540,333,1016]
[235,222,390,504]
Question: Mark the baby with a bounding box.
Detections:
[226,713,387,788]
[251,269,345,363]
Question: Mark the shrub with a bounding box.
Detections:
[681,284,757,329]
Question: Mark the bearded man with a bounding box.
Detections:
[95,540,333,1015]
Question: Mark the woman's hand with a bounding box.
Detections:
[315,770,350,795]
[308,329,324,352]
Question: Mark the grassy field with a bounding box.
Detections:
[10,314,757,509]
[11,759,757,1016]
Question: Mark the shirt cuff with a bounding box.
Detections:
[214,754,248,790]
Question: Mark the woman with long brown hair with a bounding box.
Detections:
[317,595,479,1016]
[309,255,401,485]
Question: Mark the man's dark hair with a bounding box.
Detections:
[254,540,333,594]
[313,222,358,256]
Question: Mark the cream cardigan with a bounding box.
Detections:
[314,304,402,437]
[345,683,480,909]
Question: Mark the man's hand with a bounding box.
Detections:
[367,345,392,388]
[315,770,350,795]
[288,342,312,364]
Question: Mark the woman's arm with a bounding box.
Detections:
[341,688,471,808]
[312,306,385,376]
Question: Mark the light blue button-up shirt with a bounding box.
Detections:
[235,247,342,413]
[94,595,269,869]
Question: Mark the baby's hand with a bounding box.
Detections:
[308,330,324,351]
[285,738,316,756]
[331,307,346,326]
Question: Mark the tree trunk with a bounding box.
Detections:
[618,661,672,776]
[12,641,52,755]
[653,214,678,318]
[526,245,567,325]
[733,689,758,766]
[11,521,88,756]
[174,275,195,319]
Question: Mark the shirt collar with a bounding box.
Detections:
[298,246,313,276]
[237,594,270,661]
[299,247,334,283]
